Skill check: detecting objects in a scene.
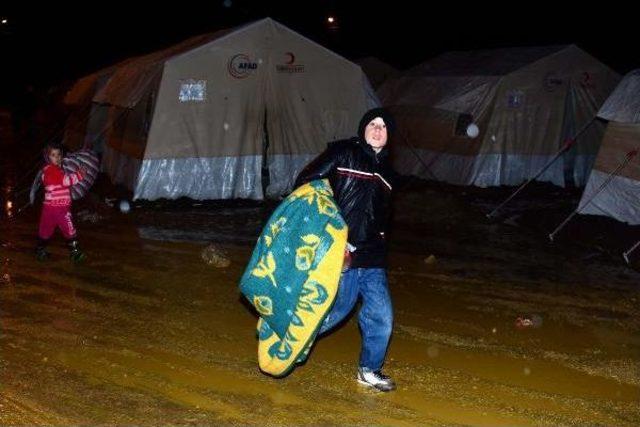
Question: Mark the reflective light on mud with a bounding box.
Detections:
[5,200,12,218]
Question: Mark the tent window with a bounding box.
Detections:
[454,113,473,137]
[179,80,206,102]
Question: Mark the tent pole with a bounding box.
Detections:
[548,149,638,241]
[623,240,640,264]
[487,117,597,219]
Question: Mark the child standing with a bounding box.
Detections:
[36,142,86,262]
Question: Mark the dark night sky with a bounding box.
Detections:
[1,1,637,102]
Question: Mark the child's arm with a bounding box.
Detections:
[61,167,85,187]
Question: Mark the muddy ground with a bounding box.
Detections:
[1,145,639,426]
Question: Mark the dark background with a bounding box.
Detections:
[1,0,636,104]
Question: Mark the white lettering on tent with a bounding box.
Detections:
[179,80,206,102]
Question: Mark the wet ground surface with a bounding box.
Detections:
[1,145,640,425]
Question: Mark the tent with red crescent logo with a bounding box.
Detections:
[63,18,379,201]
[378,45,620,188]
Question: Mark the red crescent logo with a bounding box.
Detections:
[285,52,295,65]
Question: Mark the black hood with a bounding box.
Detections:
[357,107,396,144]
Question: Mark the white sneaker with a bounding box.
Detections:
[357,368,396,392]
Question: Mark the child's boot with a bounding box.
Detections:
[67,239,86,263]
[35,238,50,261]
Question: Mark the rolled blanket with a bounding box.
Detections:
[240,179,347,377]
[30,149,100,205]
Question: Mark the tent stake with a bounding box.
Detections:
[487,117,596,219]
[623,240,640,264]
[548,149,638,241]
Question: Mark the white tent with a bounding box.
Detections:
[579,70,640,225]
[379,45,620,187]
[64,18,379,200]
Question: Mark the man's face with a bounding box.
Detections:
[364,117,388,151]
[48,148,62,166]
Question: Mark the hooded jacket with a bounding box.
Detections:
[295,108,398,268]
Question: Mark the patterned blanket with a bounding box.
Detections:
[240,180,347,377]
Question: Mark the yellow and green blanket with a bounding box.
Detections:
[240,180,347,377]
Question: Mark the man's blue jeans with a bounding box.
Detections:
[318,268,393,371]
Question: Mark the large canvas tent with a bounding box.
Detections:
[579,70,640,225]
[64,18,378,200]
[378,45,620,187]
